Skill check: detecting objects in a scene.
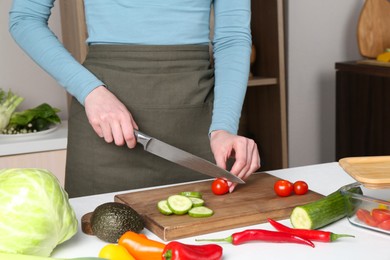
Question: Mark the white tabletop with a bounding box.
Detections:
[52,162,390,259]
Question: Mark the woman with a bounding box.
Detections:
[9,0,260,197]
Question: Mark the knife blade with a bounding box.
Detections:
[134,130,245,184]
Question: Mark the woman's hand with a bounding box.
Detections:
[210,130,261,192]
[84,86,138,148]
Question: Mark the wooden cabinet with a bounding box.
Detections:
[0,122,68,186]
[336,61,390,160]
[0,150,67,186]
[59,0,288,171]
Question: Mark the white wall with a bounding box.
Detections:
[0,0,68,119]
[287,0,364,167]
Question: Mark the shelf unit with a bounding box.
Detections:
[241,0,288,170]
[59,0,288,171]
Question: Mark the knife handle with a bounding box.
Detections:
[134,129,151,149]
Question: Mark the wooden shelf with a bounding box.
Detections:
[248,77,278,87]
[239,0,288,171]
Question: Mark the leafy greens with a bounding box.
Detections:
[4,103,61,134]
[0,89,24,130]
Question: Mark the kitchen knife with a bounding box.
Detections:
[134,130,245,184]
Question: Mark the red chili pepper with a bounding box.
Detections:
[162,241,223,260]
[196,228,315,248]
[268,218,355,242]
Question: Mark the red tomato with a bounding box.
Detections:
[356,208,379,227]
[211,178,229,195]
[293,181,309,195]
[371,208,390,223]
[274,180,293,197]
[378,219,390,231]
[356,208,370,222]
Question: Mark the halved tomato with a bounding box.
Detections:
[356,208,379,227]
[378,219,390,231]
[371,208,390,223]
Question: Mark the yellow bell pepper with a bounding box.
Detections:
[378,204,387,209]
[98,244,135,260]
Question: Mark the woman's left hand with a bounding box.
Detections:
[210,130,261,192]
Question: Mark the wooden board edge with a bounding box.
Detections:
[339,156,390,184]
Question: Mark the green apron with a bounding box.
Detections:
[65,45,214,197]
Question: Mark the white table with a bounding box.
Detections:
[52,162,390,259]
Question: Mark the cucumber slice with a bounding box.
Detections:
[157,200,173,215]
[167,195,193,215]
[179,191,203,198]
[188,206,214,218]
[189,197,205,207]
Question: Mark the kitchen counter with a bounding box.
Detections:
[52,162,389,259]
[0,121,68,156]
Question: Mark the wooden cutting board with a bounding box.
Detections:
[357,0,390,58]
[114,173,323,241]
[339,156,390,189]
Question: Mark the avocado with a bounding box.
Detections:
[91,202,144,243]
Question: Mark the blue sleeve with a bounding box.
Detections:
[8,0,103,105]
[210,0,252,135]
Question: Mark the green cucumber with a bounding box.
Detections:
[179,191,203,198]
[167,195,193,215]
[290,187,362,229]
[188,206,214,218]
[157,200,173,215]
[189,197,205,207]
[158,192,213,217]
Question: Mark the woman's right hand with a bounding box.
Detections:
[84,86,138,148]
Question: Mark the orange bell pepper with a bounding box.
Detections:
[118,231,165,260]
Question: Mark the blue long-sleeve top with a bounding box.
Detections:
[9,0,251,135]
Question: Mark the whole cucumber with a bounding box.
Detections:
[290,187,362,229]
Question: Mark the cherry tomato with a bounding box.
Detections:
[378,219,390,231]
[293,181,309,195]
[356,208,379,227]
[371,208,390,223]
[211,178,229,195]
[274,180,293,197]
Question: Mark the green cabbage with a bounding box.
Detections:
[0,253,105,260]
[0,168,78,257]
